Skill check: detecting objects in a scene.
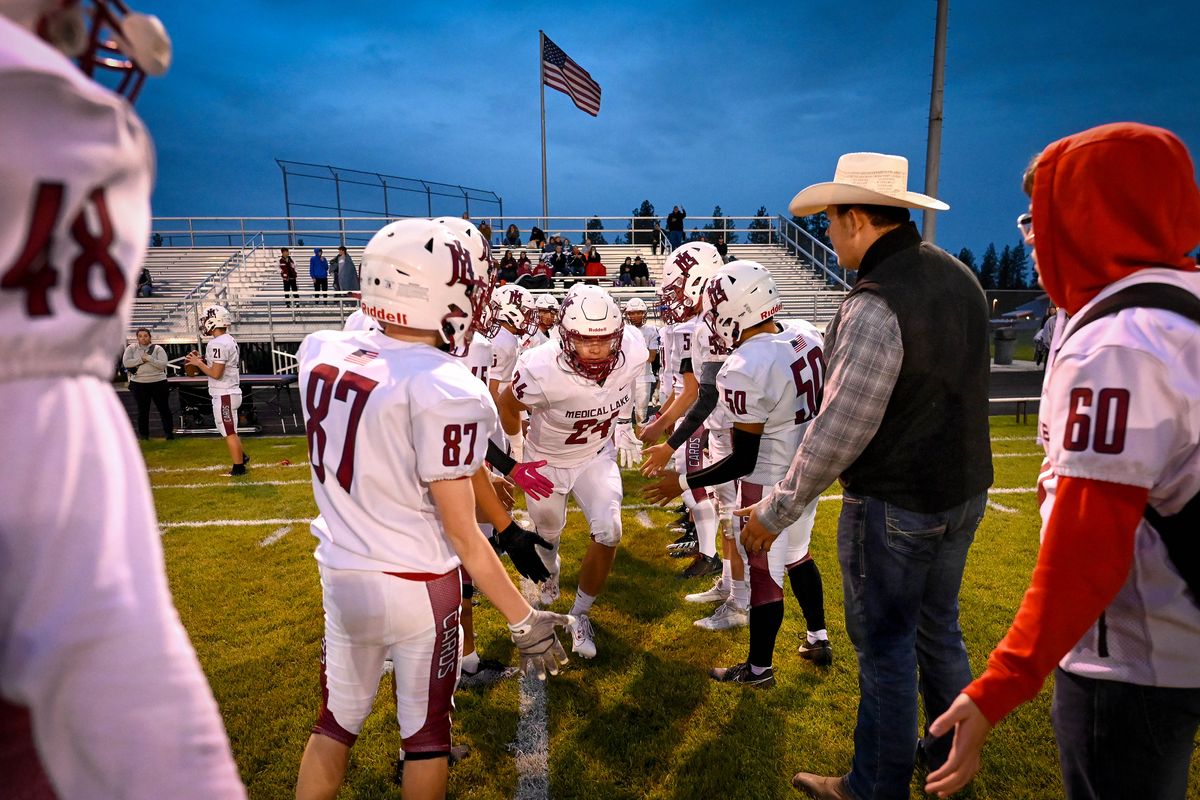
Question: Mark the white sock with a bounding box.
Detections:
[461,650,480,673]
[749,663,771,675]
[731,579,750,608]
[807,629,829,644]
[721,559,732,586]
[570,590,596,617]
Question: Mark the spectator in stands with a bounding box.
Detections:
[651,219,663,255]
[310,248,329,299]
[123,328,173,441]
[136,267,154,297]
[548,244,569,277]
[530,225,546,251]
[584,249,606,285]
[504,224,522,247]
[498,250,519,283]
[741,152,991,800]
[331,245,358,293]
[716,234,729,261]
[631,255,651,287]
[585,244,603,268]
[479,219,493,244]
[666,205,687,250]
[517,253,553,290]
[567,246,587,277]
[279,248,298,306]
[617,259,633,287]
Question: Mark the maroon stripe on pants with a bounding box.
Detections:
[402,569,461,754]
[0,698,56,799]
[686,425,709,503]
[740,481,783,607]
[219,395,236,435]
[312,638,358,747]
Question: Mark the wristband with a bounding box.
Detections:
[678,472,690,492]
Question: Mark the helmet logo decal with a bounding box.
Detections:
[672,250,699,275]
[707,277,730,309]
[444,240,477,288]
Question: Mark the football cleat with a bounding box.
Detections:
[798,638,834,667]
[694,599,749,630]
[685,576,730,604]
[538,575,560,607]
[458,658,519,688]
[668,539,698,558]
[569,613,597,659]
[677,553,721,580]
[709,661,775,689]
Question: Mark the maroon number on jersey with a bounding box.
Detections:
[305,364,381,492]
[789,344,826,424]
[442,422,479,466]
[564,409,621,445]
[1063,387,1129,454]
[1,183,126,317]
[723,387,747,415]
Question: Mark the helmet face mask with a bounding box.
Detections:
[199,304,231,336]
[623,296,647,327]
[558,287,624,382]
[489,285,537,336]
[659,242,722,324]
[705,261,783,351]
[431,216,498,350]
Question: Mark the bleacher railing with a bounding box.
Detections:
[776,215,850,289]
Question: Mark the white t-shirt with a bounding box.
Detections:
[513,327,649,468]
[299,328,499,573]
[0,17,154,383]
[204,333,241,397]
[717,321,826,485]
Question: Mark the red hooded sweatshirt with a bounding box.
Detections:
[964,123,1200,725]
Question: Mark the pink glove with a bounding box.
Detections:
[511,459,554,500]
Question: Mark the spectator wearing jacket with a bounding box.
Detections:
[498,251,519,283]
[665,206,687,250]
[279,248,298,306]
[504,224,521,247]
[310,248,329,298]
[478,219,493,244]
[548,245,569,277]
[926,122,1200,800]
[516,253,553,290]
[567,246,586,277]
[630,255,651,287]
[331,245,358,292]
[530,225,546,250]
[617,259,633,287]
[122,328,173,440]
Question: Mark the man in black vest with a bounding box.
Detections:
[738,152,993,800]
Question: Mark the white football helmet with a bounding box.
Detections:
[490,284,537,336]
[432,216,497,336]
[534,294,559,311]
[558,285,624,381]
[660,241,723,324]
[703,261,783,350]
[199,304,232,336]
[623,297,648,325]
[359,219,483,354]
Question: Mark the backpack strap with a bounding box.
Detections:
[1058,282,1200,605]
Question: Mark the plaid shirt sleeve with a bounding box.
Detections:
[755,292,904,532]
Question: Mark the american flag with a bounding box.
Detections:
[344,349,379,366]
[542,34,601,116]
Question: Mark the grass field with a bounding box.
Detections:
[144,419,1198,799]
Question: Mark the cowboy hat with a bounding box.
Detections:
[788,152,949,216]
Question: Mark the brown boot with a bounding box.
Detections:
[791,772,852,800]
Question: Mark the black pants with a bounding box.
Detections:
[313,277,328,297]
[282,278,298,304]
[130,380,174,439]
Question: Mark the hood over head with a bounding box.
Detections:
[1032,122,1200,315]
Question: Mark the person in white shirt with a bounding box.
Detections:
[0,3,244,796]
[185,304,250,476]
[294,218,571,800]
[122,326,174,439]
[622,297,659,423]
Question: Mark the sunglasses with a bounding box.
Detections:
[1016,212,1033,241]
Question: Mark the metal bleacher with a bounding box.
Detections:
[133,216,849,352]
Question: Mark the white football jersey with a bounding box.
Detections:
[658,322,675,402]
[490,327,520,386]
[342,309,378,332]
[454,332,492,385]
[0,17,154,383]
[637,322,660,381]
[204,333,241,396]
[717,321,826,485]
[1038,268,1200,687]
[692,319,731,431]
[299,329,499,573]
[513,328,650,468]
[666,319,697,395]
[522,328,551,351]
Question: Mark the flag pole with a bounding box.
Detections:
[539,30,548,226]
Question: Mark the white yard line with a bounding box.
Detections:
[161,517,312,530]
[987,500,1019,514]
[258,526,291,547]
[152,479,310,490]
[993,452,1042,458]
[991,436,1039,442]
[148,461,309,475]
[511,583,550,800]
[635,511,653,529]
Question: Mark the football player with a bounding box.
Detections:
[185,304,251,476]
[498,285,650,658]
[522,293,559,351]
[0,2,244,796]
[488,283,537,458]
[645,262,831,687]
[294,219,571,800]
[639,243,725,578]
[622,297,659,424]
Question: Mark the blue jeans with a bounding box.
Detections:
[667,230,684,250]
[837,489,986,800]
[1052,668,1200,799]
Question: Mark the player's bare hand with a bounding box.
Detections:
[925,694,991,796]
[497,521,553,582]
[639,442,675,476]
[184,350,203,366]
[509,460,554,500]
[491,475,515,512]
[508,610,572,679]
[644,472,685,506]
[638,414,665,444]
[734,506,778,554]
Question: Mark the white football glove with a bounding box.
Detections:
[615,418,642,469]
[508,609,572,679]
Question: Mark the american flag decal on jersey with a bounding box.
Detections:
[792,338,806,353]
[345,349,379,366]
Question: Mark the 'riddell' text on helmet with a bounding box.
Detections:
[558,285,624,382]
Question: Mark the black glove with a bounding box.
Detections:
[497,521,553,582]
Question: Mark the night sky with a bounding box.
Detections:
[134,0,1200,256]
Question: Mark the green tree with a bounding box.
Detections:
[793,212,831,249]
[748,205,771,244]
[586,216,607,245]
[957,247,977,272]
[699,205,737,244]
[979,242,999,289]
[625,200,657,245]
[998,245,1015,289]
[1009,239,1030,289]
